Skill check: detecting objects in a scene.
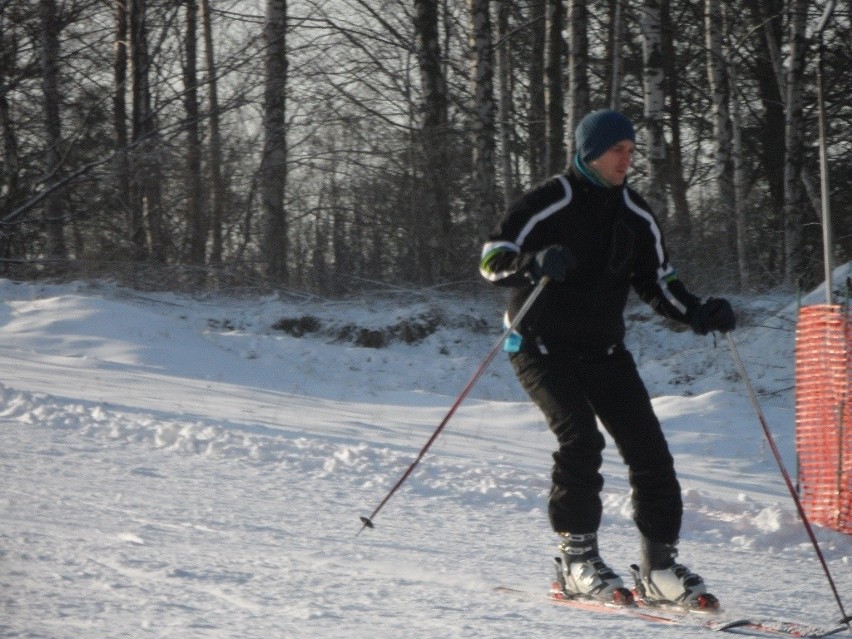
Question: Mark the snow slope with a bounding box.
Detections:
[0,274,850,639]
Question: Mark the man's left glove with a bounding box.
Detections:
[531,245,575,282]
[690,297,736,335]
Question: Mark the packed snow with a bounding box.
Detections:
[1,271,850,638]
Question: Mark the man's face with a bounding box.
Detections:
[588,140,635,186]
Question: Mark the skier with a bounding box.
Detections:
[479,109,736,607]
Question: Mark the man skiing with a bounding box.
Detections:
[479,109,736,607]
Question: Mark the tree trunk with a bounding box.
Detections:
[201,0,225,265]
[184,0,205,266]
[414,0,452,281]
[782,0,809,286]
[528,0,547,183]
[40,0,66,260]
[312,214,328,292]
[545,0,565,175]
[729,53,748,289]
[469,0,497,227]
[113,0,131,259]
[138,0,165,263]
[330,176,346,295]
[1,14,21,249]
[705,0,736,270]
[496,0,515,206]
[608,0,624,110]
[749,1,785,218]
[566,0,589,160]
[639,0,667,217]
[130,0,163,262]
[262,0,289,282]
[660,0,690,241]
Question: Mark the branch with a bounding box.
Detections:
[1,156,107,226]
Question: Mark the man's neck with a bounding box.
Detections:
[573,154,617,188]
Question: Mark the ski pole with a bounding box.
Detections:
[358,276,550,535]
[725,332,850,628]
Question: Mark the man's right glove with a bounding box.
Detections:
[531,245,575,282]
[690,297,736,335]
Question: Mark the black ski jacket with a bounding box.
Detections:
[480,167,701,354]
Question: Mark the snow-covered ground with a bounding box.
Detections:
[1,272,850,638]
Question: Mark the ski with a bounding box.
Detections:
[495,585,757,634]
[627,562,849,638]
[628,596,850,638]
[548,587,758,635]
[494,586,850,638]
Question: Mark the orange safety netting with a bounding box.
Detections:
[795,304,852,535]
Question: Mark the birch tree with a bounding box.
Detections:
[639,0,667,217]
[496,0,515,205]
[608,0,624,110]
[261,0,288,282]
[469,0,497,225]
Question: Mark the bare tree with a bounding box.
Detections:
[1,5,21,259]
[705,0,736,272]
[0,0,847,292]
[743,0,786,242]
[729,45,749,288]
[750,1,785,220]
[200,0,224,265]
[113,0,131,257]
[528,0,547,183]
[414,0,452,280]
[184,0,205,265]
[469,0,497,226]
[129,0,165,261]
[660,0,691,241]
[40,0,66,260]
[782,0,809,285]
[261,0,289,282]
[567,0,589,160]
[545,0,565,174]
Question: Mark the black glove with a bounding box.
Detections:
[531,245,575,282]
[690,297,736,335]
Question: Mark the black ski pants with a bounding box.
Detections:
[510,344,682,544]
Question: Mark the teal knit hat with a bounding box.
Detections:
[575,109,636,162]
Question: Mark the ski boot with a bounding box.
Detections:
[552,533,633,605]
[630,537,719,610]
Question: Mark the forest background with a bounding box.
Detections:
[0,0,849,295]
